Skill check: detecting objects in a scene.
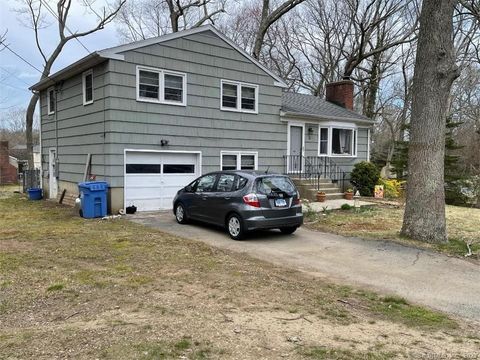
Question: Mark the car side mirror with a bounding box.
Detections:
[185,185,193,193]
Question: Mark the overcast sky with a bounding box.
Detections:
[0,0,122,116]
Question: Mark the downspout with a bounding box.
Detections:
[367,128,371,162]
[33,89,42,189]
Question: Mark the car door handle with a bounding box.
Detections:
[202,197,207,200]
[224,197,231,200]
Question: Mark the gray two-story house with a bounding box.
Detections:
[31,25,373,212]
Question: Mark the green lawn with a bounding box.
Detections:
[1,190,479,359]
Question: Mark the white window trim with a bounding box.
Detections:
[220,79,259,114]
[136,65,187,106]
[318,127,330,157]
[317,123,358,158]
[47,87,55,115]
[220,151,258,170]
[82,69,94,105]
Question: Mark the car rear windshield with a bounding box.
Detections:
[256,176,296,195]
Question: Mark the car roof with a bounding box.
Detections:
[205,170,288,179]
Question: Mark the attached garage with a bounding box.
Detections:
[124,150,201,211]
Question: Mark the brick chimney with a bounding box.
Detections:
[0,141,18,184]
[325,77,354,110]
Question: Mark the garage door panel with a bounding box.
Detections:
[125,151,200,211]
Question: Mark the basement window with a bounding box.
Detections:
[221,151,258,170]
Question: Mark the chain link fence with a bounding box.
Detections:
[22,169,41,192]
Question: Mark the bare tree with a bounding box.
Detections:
[13,0,125,169]
[252,0,306,59]
[459,0,480,23]
[116,0,227,42]
[341,0,418,77]
[0,107,39,149]
[401,0,460,243]
[286,0,417,117]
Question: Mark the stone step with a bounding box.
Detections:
[316,187,342,194]
[291,177,333,185]
[323,193,346,200]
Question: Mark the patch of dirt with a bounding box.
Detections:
[1,193,480,359]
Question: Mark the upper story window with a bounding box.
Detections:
[136,66,186,106]
[47,87,55,115]
[82,69,94,105]
[220,80,258,113]
[318,125,357,157]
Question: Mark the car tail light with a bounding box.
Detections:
[292,191,301,205]
[243,193,260,208]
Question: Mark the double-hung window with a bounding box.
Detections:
[221,80,258,113]
[318,125,357,157]
[47,87,55,115]
[136,66,186,106]
[82,69,94,105]
[221,151,258,170]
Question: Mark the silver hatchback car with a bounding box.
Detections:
[172,171,303,240]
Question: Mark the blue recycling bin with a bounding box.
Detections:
[27,188,43,200]
[78,181,108,218]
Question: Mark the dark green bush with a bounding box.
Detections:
[350,161,380,196]
[340,203,352,210]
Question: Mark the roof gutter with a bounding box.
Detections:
[29,51,124,92]
[280,110,374,125]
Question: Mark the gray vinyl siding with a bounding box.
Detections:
[40,61,109,184]
[104,30,285,187]
[39,28,372,202]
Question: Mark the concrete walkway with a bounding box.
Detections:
[130,211,480,324]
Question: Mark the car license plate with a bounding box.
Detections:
[275,198,287,207]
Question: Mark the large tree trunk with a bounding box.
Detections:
[401,0,460,243]
[26,93,39,170]
[364,53,381,119]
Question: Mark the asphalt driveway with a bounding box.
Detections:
[130,211,480,324]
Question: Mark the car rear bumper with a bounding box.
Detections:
[244,213,303,231]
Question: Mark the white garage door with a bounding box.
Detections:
[124,151,200,211]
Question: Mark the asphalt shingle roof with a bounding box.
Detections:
[281,92,372,123]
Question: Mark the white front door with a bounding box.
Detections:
[124,151,200,211]
[288,124,304,173]
[48,148,58,199]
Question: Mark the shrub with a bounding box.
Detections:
[378,178,405,199]
[340,203,352,210]
[350,161,380,196]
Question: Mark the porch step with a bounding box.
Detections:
[323,193,345,200]
[291,177,345,202]
[291,177,332,185]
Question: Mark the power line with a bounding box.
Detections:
[0,41,44,75]
[0,82,30,92]
[39,0,91,54]
[0,66,33,87]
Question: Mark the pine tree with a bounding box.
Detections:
[444,116,466,205]
[391,117,465,204]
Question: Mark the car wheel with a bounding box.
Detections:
[280,226,298,235]
[175,203,188,224]
[227,213,245,240]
